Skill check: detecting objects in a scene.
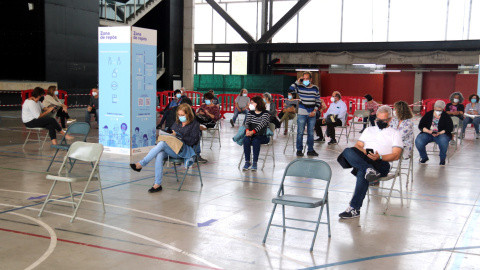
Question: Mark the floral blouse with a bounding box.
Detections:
[390,117,414,159]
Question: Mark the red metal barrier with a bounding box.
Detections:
[420,98,468,116]
[156,91,174,112]
[217,93,238,119]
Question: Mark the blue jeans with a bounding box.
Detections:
[415,133,450,160]
[138,141,180,185]
[462,117,480,134]
[232,108,249,125]
[85,108,98,125]
[243,135,269,162]
[342,147,390,210]
[296,114,316,152]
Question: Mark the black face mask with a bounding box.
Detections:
[376,119,389,130]
[39,96,45,102]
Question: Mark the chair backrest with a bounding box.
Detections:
[67,142,103,162]
[354,109,371,118]
[278,159,332,196]
[64,122,91,143]
[451,116,460,128]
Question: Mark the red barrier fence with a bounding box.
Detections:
[420,98,468,116]
[21,89,68,106]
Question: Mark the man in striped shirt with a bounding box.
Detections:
[289,71,321,157]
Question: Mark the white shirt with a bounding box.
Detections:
[22,99,44,123]
[325,100,347,125]
[358,126,404,156]
[266,103,270,111]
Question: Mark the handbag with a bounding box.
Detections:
[326,114,338,124]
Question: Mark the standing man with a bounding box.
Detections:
[85,88,99,126]
[289,71,321,157]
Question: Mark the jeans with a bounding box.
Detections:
[342,147,390,210]
[243,135,269,163]
[363,115,376,129]
[296,114,316,152]
[85,108,98,125]
[415,133,450,160]
[462,117,480,134]
[138,141,180,185]
[232,108,249,125]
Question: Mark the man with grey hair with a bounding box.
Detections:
[337,105,403,218]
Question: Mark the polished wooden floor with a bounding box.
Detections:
[0,109,479,269]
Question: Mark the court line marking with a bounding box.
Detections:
[0,203,223,270]
[0,227,221,270]
[6,212,57,270]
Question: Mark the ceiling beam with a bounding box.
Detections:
[204,0,255,44]
[257,0,310,43]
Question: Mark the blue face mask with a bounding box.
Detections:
[54,91,59,95]
[205,100,211,105]
[303,80,310,86]
[263,98,266,103]
[176,94,181,99]
[179,116,187,122]
[288,95,292,100]
[472,99,477,103]
[243,93,247,97]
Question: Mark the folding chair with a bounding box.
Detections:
[450,117,460,152]
[262,159,332,251]
[367,149,404,214]
[335,116,349,144]
[201,121,221,149]
[166,144,203,191]
[347,110,370,139]
[23,127,49,150]
[38,142,105,222]
[238,123,275,170]
[402,147,414,188]
[283,116,307,154]
[46,122,91,172]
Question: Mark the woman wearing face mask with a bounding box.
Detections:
[130,104,201,193]
[415,100,453,165]
[195,92,221,128]
[278,93,298,135]
[242,96,270,171]
[389,101,414,159]
[461,94,480,139]
[42,86,75,130]
[315,91,347,145]
[360,94,379,133]
[157,89,184,129]
[446,91,465,121]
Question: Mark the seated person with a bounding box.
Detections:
[230,88,250,127]
[85,88,99,125]
[337,105,403,218]
[361,94,379,133]
[130,103,201,193]
[415,100,453,166]
[263,92,281,128]
[446,91,465,122]
[242,96,270,171]
[390,100,414,159]
[315,91,347,145]
[195,92,221,128]
[157,89,184,129]
[278,93,298,135]
[22,87,73,145]
[202,89,219,107]
[461,94,480,139]
[43,85,75,130]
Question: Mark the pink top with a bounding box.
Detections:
[365,101,379,116]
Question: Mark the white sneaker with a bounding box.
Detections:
[67,118,76,124]
[365,168,381,182]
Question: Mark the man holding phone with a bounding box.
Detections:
[337,105,403,219]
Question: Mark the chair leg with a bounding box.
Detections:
[271,141,275,168]
[196,160,203,187]
[97,174,106,213]
[46,149,60,172]
[399,175,404,206]
[23,129,33,149]
[173,164,179,182]
[70,180,92,222]
[282,205,286,232]
[262,204,278,244]
[262,144,270,170]
[310,204,325,252]
[178,168,190,191]
[283,134,290,154]
[383,176,398,214]
[326,199,331,238]
[41,132,48,150]
[68,183,75,209]
[238,151,244,168]
[38,180,58,217]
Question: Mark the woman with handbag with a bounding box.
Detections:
[242,96,270,171]
[130,104,201,193]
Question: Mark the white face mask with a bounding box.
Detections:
[453,98,459,103]
[249,104,256,111]
[434,110,442,116]
[392,110,396,117]
[330,97,336,102]
[92,92,98,96]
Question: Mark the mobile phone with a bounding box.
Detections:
[366,148,374,155]
[299,78,304,82]
[163,127,173,134]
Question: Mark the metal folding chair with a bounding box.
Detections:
[46,122,91,172]
[263,159,332,251]
[367,149,404,214]
[39,142,105,222]
[166,143,203,191]
[347,110,370,139]
[335,116,349,144]
[23,127,49,149]
[201,121,221,149]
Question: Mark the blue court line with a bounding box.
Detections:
[299,245,480,270]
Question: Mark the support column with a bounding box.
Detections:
[478,55,480,96]
[183,0,195,91]
[414,72,423,113]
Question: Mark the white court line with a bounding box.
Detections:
[0,188,311,267]
[7,212,57,270]
[0,203,223,270]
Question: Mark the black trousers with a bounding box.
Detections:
[56,107,71,128]
[315,119,343,139]
[25,117,62,140]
